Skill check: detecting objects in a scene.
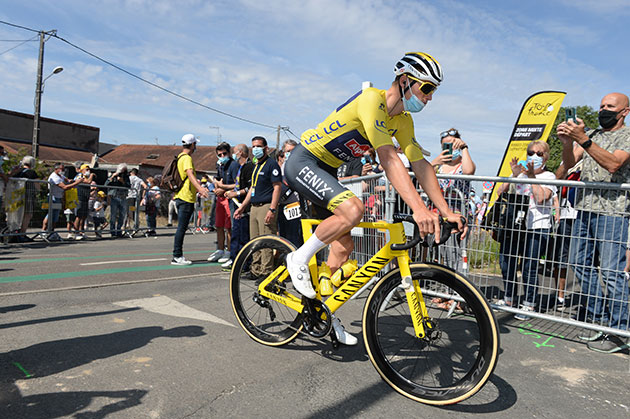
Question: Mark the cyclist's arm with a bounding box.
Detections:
[377,145,426,214]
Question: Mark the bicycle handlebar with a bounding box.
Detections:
[390,213,465,251]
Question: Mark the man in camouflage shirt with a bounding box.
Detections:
[558,92,630,353]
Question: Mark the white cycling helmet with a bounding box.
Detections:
[393,52,443,86]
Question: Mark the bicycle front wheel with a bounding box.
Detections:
[229,235,303,346]
[363,262,499,405]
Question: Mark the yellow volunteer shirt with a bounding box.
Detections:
[301,87,424,168]
[174,152,196,203]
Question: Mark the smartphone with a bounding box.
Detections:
[442,142,453,160]
[565,107,577,123]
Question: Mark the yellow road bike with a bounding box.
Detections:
[229,214,499,405]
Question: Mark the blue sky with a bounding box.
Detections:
[0,0,627,175]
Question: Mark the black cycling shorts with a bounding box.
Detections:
[284,144,356,214]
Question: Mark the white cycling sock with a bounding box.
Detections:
[291,233,327,265]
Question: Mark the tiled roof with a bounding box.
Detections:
[0,139,94,165]
[99,144,220,172]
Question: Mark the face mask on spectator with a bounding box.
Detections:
[452,149,462,160]
[218,156,229,164]
[252,147,265,159]
[526,154,544,169]
[232,153,238,161]
[598,109,620,129]
[284,151,291,161]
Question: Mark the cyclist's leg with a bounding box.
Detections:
[327,232,354,273]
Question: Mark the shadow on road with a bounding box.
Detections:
[0,304,36,314]
[0,307,140,330]
[0,325,206,418]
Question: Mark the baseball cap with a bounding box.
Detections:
[80,164,90,170]
[182,134,200,145]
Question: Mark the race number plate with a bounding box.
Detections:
[283,202,301,220]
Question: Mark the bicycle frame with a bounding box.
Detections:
[256,218,433,339]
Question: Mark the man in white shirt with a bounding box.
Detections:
[42,163,83,235]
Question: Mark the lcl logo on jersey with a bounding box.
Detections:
[344,139,370,157]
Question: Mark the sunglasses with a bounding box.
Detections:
[408,76,438,95]
[217,152,228,157]
[527,150,545,157]
[440,129,459,139]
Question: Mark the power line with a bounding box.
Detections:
[52,34,278,129]
[0,34,38,56]
[0,19,279,130]
[0,20,40,33]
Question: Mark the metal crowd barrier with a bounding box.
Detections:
[0,177,182,243]
[339,172,630,339]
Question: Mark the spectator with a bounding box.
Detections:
[73,164,95,240]
[105,163,130,238]
[195,176,211,232]
[207,142,235,263]
[233,136,282,279]
[276,140,303,248]
[550,160,581,311]
[126,168,147,232]
[91,190,108,238]
[167,196,177,227]
[142,176,161,236]
[222,144,254,270]
[41,163,83,239]
[172,134,209,265]
[432,128,476,273]
[497,140,557,320]
[0,146,8,230]
[9,156,39,241]
[558,92,630,353]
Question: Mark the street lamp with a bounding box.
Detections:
[32,64,63,158]
[43,66,64,88]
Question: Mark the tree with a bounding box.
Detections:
[546,105,599,173]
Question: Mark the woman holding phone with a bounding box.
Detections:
[430,128,476,308]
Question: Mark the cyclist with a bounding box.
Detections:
[284,52,467,345]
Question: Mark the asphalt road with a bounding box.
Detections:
[1,233,628,418]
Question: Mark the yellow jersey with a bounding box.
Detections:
[300,87,425,168]
[174,152,196,203]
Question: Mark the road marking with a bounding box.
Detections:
[0,272,223,296]
[114,295,235,328]
[80,258,167,266]
[0,263,215,284]
[0,250,210,265]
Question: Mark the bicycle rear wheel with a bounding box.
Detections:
[363,262,499,405]
[229,235,303,346]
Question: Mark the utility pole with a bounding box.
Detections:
[276,125,281,151]
[276,125,289,151]
[209,126,221,145]
[32,29,59,159]
[32,31,45,159]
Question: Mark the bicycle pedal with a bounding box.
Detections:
[329,328,340,349]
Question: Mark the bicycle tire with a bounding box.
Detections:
[229,235,303,346]
[363,262,499,405]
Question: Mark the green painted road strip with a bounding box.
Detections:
[0,263,216,283]
[0,250,210,265]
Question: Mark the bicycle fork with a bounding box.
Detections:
[398,258,434,339]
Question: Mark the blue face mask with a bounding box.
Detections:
[361,156,373,165]
[232,153,238,161]
[402,80,425,113]
[452,149,462,160]
[218,156,229,165]
[526,154,544,169]
[284,151,291,161]
[252,146,265,159]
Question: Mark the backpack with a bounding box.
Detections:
[161,155,185,192]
